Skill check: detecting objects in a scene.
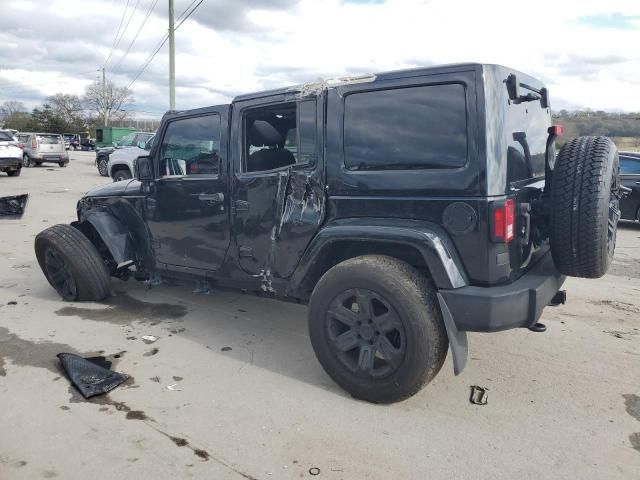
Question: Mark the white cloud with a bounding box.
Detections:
[1,0,639,115]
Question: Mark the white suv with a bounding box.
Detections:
[0,130,23,177]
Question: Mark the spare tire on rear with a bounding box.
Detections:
[549,136,620,278]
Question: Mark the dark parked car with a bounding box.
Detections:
[620,152,640,222]
[63,133,81,150]
[34,64,622,403]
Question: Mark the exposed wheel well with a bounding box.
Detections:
[298,240,431,300]
[72,221,117,273]
[111,164,131,175]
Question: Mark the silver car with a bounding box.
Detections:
[17,133,70,168]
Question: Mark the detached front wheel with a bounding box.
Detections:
[35,224,111,301]
[309,255,448,403]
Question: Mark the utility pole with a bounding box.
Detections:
[101,67,108,127]
[168,0,175,110]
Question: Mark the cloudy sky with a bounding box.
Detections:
[0,0,638,117]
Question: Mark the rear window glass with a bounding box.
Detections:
[37,135,61,144]
[621,156,640,174]
[0,132,13,141]
[343,83,468,170]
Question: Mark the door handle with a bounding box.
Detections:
[198,193,224,203]
[635,181,640,185]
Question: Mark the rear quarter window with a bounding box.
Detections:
[343,83,468,170]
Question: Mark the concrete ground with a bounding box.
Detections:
[0,151,639,480]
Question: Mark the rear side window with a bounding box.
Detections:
[343,83,467,170]
[620,156,640,175]
[0,132,13,141]
[37,135,61,144]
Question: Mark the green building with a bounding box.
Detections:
[95,127,137,148]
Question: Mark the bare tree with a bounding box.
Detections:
[84,81,134,127]
[0,100,27,117]
[47,94,86,130]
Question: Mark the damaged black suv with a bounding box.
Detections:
[35,64,622,403]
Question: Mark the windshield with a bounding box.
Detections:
[0,132,14,142]
[37,135,62,144]
[118,133,137,147]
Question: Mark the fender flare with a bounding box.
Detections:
[289,218,468,294]
[74,202,153,269]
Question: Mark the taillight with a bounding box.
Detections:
[18,143,24,149]
[492,199,515,243]
[548,125,564,137]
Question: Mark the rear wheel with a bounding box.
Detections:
[59,162,67,167]
[7,168,21,177]
[113,169,132,182]
[549,136,621,278]
[308,255,448,403]
[35,224,111,301]
[22,154,32,168]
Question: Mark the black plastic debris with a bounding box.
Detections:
[0,194,29,218]
[57,353,129,399]
[469,385,489,405]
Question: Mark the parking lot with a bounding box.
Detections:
[0,150,639,479]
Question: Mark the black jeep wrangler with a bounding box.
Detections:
[35,64,622,403]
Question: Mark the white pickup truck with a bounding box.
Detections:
[108,135,154,182]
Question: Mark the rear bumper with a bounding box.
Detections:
[439,251,565,332]
[0,158,21,169]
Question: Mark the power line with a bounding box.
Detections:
[105,0,141,68]
[103,0,131,67]
[126,0,204,89]
[111,0,160,74]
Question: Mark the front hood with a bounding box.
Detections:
[85,179,141,197]
[110,146,144,161]
[97,147,116,154]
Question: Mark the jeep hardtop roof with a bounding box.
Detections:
[231,63,541,102]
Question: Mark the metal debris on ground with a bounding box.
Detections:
[57,353,129,399]
[167,383,182,391]
[192,279,211,294]
[141,335,159,344]
[309,467,321,476]
[0,194,29,218]
[469,385,489,405]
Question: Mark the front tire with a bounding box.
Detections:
[7,168,21,177]
[22,154,32,168]
[97,157,109,176]
[308,255,448,403]
[59,162,67,167]
[35,225,111,301]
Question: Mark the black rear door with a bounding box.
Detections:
[230,94,325,281]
